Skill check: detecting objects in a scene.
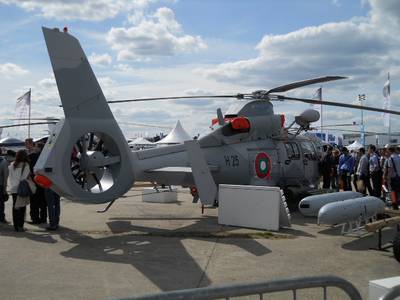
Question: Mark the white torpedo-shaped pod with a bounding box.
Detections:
[299,191,362,217]
[318,196,385,225]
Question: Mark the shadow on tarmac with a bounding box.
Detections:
[58,217,271,290]
[0,223,58,244]
[341,227,396,251]
[318,226,344,236]
[2,216,272,291]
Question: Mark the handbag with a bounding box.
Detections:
[16,163,33,197]
[17,180,32,197]
[14,195,30,208]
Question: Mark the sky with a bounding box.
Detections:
[0,0,398,140]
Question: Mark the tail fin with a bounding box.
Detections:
[35,27,135,203]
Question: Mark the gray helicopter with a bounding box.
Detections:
[33,27,400,206]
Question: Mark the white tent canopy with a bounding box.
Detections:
[156,120,192,144]
[129,137,154,146]
[347,140,363,150]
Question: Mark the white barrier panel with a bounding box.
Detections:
[142,187,178,203]
[369,277,400,300]
[218,185,281,231]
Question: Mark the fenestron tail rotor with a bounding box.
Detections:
[71,132,120,193]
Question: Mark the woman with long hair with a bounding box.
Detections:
[7,149,30,231]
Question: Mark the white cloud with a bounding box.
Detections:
[197,0,398,89]
[369,0,400,28]
[115,64,136,73]
[0,0,142,21]
[107,7,207,60]
[0,63,29,78]
[88,52,112,67]
[98,76,118,100]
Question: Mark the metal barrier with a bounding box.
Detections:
[380,285,400,300]
[117,275,362,300]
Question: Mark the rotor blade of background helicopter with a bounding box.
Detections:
[266,76,347,94]
[277,96,400,116]
[107,94,239,104]
[118,121,172,129]
[0,121,58,129]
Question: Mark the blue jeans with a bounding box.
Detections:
[0,196,4,221]
[45,189,60,228]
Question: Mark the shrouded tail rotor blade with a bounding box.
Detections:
[95,140,104,152]
[76,140,83,153]
[71,164,80,172]
[91,173,103,192]
[88,133,95,150]
[81,134,88,155]
[277,96,400,116]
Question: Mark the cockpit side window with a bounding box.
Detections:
[300,142,317,160]
[285,143,300,160]
[292,143,300,159]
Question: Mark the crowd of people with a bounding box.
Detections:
[320,144,400,210]
[0,138,60,232]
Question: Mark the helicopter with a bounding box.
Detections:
[33,27,400,207]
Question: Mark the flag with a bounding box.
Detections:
[312,87,322,130]
[15,89,31,121]
[382,77,390,127]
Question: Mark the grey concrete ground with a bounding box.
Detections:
[0,188,399,300]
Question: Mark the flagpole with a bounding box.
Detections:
[28,88,31,139]
[320,85,323,131]
[388,72,391,145]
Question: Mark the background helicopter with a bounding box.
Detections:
[33,27,400,207]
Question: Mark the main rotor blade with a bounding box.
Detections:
[267,76,347,94]
[315,123,359,128]
[107,94,239,104]
[278,96,400,116]
[0,121,57,129]
[7,117,60,121]
[314,128,380,135]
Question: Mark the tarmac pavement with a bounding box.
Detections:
[0,187,399,300]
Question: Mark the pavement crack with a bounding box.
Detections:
[196,237,219,288]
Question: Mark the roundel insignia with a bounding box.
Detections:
[255,152,272,179]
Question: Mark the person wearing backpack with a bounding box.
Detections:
[369,145,383,198]
[338,147,355,191]
[6,150,31,232]
[385,146,400,210]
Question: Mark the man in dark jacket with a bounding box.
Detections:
[321,146,334,189]
[368,144,382,198]
[0,150,15,223]
[27,141,47,224]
